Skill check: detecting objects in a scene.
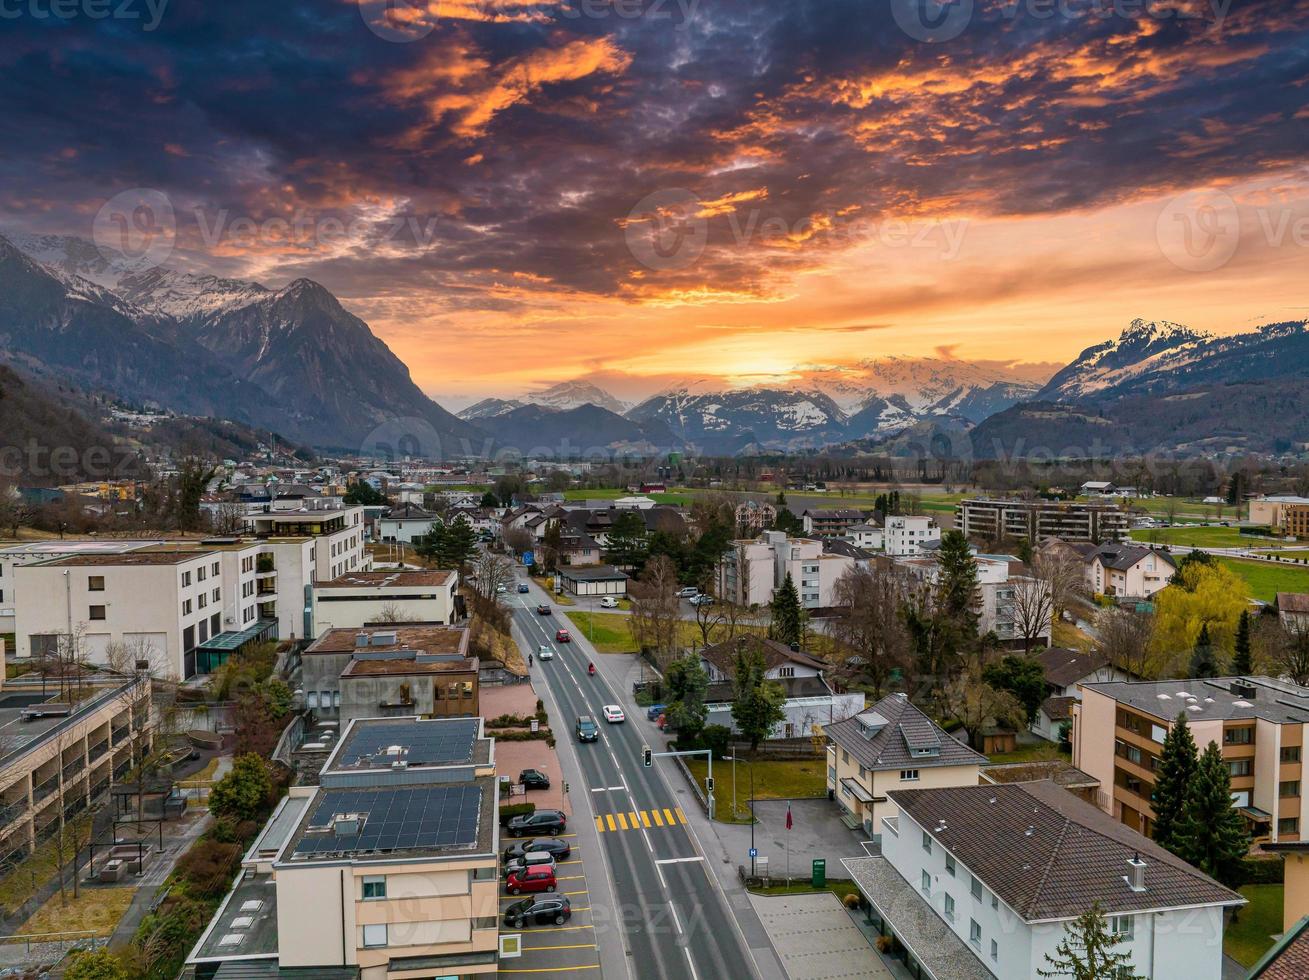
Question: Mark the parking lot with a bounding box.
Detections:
[496,831,600,978]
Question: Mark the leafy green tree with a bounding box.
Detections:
[344,480,387,506]
[63,949,130,980]
[604,510,650,570]
[262,678,293,720]
[1231,610,1253,675]
[731,645,787,750]
[494,474,525,507]
[1176,741,1250,886]
[209,754,272,824]
[1038,902,1143,979]
[479,490,500,509]
[1152,711,1199,853]
[420,516,478,568]
[647,529,690,578]
[769,573,804,647]
[1188,623,1220,678]
[983,655,1047,724]
[664,652,709,742]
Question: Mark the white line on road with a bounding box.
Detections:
[683,945,701,980]
[655,856,705,865]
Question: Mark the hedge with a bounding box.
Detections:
[499,802,536,826]
[1237,856,1284,886]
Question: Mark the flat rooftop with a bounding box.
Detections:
[340,656,477,677]
[328,717,484,771]
[0,540,160,557]
[38,550,215,567]
[306,625,469,657]
[189,870,280,962]
[0,677,144,773]
[318,569,455,589]
[1085,675,1309,725]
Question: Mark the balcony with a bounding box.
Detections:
[32,775,58,805]
[62,758,86,781]
[256,555,276,574]
[0,800,26,830]
[88,739,110,763]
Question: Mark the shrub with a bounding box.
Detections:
[875,935,893,953]
[842,892,862,910]
[176,840,242,898]
[64,949,130,980]
[209,754,273,824]
[701,724,732,760]
[1237,856,1284,885]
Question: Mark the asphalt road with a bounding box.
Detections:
[508,578,759,980]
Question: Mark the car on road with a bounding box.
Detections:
[496,584,507,594]
[503,838,571,863]
[503,896,571,928]
[555,628,571,642]
[537,644,553,661]
[646,703,666,721]
[602,705,625,724]
[518,583,530,593]
[689,594,715,606]
[503,850,557,877]
[599,596,618,608]
[575,715,599,743]
[537,603,552,615]
[518,768,550,790]
[507,809,567,837]
[676,587,699,598]
[505,866,557,895]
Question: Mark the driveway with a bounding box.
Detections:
[748,893,893,980]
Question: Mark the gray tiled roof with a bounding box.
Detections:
[889,781,1242,921]
[1037,647,1109,688]
[1084,675,1309,724]
[824,694,985,772]
[1089,542,1175,572]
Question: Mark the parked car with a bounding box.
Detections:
[555,628,571,642]
[505,866,557,895]
[537,644,554,661]
[496,584,507,594]
[504,896,571,928]
[507,809,567,837]
[503,838,571,863]
[646,703,666,721]
[599,596,619,608]
[504,850,557,878]
[537,604,552,615]
[676,587,699,598]
[689,594,715,606]
[518,583,530,593]
[519,768,550,790]
[575,715,599,743]
[602,705,625,724]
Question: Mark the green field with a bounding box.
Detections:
[562,488,692,506]
[1224,884,1282,967]
[685,757,827,822]
[1130,525,1287,549]
[1132,497,1236,520]
[1217,558,1309,603]
[559,611,636,653]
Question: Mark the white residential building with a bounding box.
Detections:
[884,515,940,556]
[0,540,166,634]
[716,531,854,609]
[842,522,884,550]
[311,569,460,635]
[844,782,1242,980]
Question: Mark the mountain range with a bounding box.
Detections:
[2,233,1306,459]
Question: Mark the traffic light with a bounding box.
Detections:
[642,745,652,768]
[705,776,715,794]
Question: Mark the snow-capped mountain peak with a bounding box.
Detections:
[521,380,629,415]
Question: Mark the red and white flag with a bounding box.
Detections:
[785,803,793,830]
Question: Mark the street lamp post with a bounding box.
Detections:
[749,763,756,877]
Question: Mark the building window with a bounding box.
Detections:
[971,876,982,901]
[1280,817,1300,835]
[473,865,496,881]
[362,924,387,948]
[307,692,319,709]
[842,749,849,765]
[945,854,956,877]
[1282,746,1302,764]
[992,894,998,910]
[1229,759,1252,777]
[88,576,105,592]
[778,666,795,678]
[944,894,955,921]
[198,594,207,610]
[921,870,930,895]
[1281,780,1301,799]
[922,832,932,854]
[197,567,206,582]
[89,605,106,621]
[182,571,191,587]
[473,916,497,930]
[362,876,386,899]
[900,769,919,781]
[1110,915,1134,940]
[969,919,982,947]
[183,599,193,615]
[333,691,341,708]
[991,939,998,961]
[1224,727,1254,745]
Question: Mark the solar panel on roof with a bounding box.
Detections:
[293,785,482,857]
[339,718,478,768]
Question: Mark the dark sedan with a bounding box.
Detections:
[503,837,571,863]
[519,768,550,790]
[503,896,571,928]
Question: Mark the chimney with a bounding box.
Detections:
[1125,853,1147,892]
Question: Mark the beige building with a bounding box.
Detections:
[186,716,500,979]
[825,693,986,840]
[717,531,854,609]
[312,570,460,635]
[1074,676,1309,843]
[1249,494,1309,530]
[956,498,1129,544]
[1083,542,1176,599]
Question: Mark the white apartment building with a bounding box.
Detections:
[844,782,1242,980]
[843,522,884,550]
[717,531,854,609]
[884,515,941,556]
[244,505,367,581]
[0,540,166,634]
[310,569,459,635]
[894,553,1052,648]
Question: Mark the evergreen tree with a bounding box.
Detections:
[770,572,804,647]
[1188,623,1219,678]
[541,519,563,572]
[344,480,387,506]
[731,644,787,750]
[422,516,477,568]
[983,655,1047,724]
[1151,712,1199,853]
[603,510,649,570]
[775,490,786,505]
[479,490,500,509]
[773,508,804,535]
[936,530,980,637]
[1038,902,1143,979]
[1231,610,1253,675]
[1176,741,1250,886]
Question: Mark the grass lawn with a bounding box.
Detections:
[562,488,692,506]
[16,884,137,937]
[1052,619,1095,652]
[1225,884,1283,967]
[561,612,636,653]
[1130,525,1286,549]
[1217,557,1309,603]
[0,814,94,915]
[987,742,1069,765]
[749,879,860,902]
[685,757,827,822]
[1255,549,1309,559]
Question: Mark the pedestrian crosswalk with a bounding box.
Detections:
[594,807,687,833]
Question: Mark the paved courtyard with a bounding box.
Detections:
[748,893,892,980]
[698,797,865,879]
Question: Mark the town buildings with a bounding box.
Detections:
[956,498,1130,544]
[1030,647,1137,742]
[1249,494,1309,530]
[1279,593,1309,633]
[800,508,869,540]
[824,694,985,839]
[733,500,777,533]
[311,570,460,635]
[1083,542,1176,600]
[892,552,1053,649]
[716,531,854,609]
[883,515,940,556]
[1074,675,1309,843]
[185,716,500,978]
[556,565,628,597]
[843,781,1242,980]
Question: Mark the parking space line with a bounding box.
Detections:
[515,923,594,933]
[522,943,598,951]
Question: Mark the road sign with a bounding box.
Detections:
[812,859,826,888]
[523,551,535,566]
[748,847,757,859]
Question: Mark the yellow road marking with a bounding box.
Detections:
[652,809,665,827]
[675,807,687,824]
[663,808,676,825]
[639,810,651,828]
[616,812,629,831]
[629,811,639,828]
[512,924,594,933]
[594,816,604,833]
[605,814,616,832]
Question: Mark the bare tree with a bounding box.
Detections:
[1276,620,1309,686]
[629,555,682,669]
[1095,606,1156,678]
[210,501,247,536]
[0,480,33,539]
[829,565,912,700]
[1037,548,1087,620]
[472,550,515,599]
[692,574,726,650]
[105,641,173,829]
[503,527,533,556]
[1009,574,1055,653]
[374,602,419,624]
[943,665,1025,748]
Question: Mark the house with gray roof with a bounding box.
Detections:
[824,694,984,838]
[844,781,1242,980]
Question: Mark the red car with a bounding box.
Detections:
[505,866,557,895]
[555,629,571,643]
